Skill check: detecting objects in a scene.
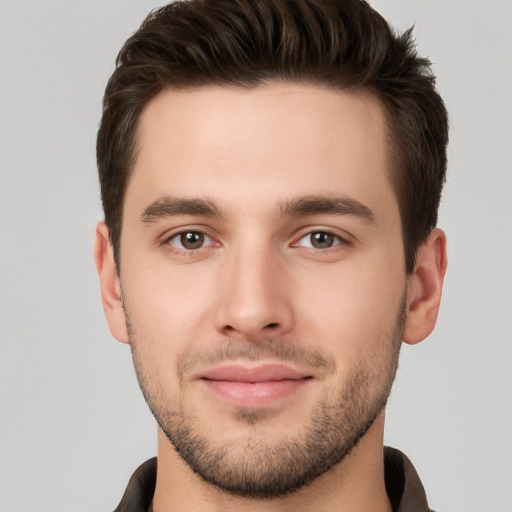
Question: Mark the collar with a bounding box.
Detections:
[114,446,432,512]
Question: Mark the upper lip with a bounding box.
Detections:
[199,364,310,382]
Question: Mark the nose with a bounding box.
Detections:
[214,244,294,342]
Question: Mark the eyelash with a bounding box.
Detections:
[161,228,351,255]
[291,229,350,251]
[164,230,218,253]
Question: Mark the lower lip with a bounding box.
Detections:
[202,378,311,407]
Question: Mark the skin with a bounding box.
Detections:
[95,83,447,512]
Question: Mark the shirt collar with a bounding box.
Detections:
[114,446,432,512]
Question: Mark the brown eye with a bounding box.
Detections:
[169,231,209,250]
[181,232,204,249]
[310,232,335,249]
[295,231,343,249]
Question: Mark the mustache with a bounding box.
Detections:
[177,338,335,380]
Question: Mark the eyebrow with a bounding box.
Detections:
[139,193,375,225]
[140,196,223,223]
[277,194,375,224]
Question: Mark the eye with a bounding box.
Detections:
[167,231,212,251]
[296,231,344,249]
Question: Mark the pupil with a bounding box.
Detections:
[181,232,204,249]
[312,232,333,248]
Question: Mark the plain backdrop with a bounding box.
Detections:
[1,1,511,511]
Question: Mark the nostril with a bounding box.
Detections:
[265,323,279,329]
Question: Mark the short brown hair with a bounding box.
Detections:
[97,0,448,274]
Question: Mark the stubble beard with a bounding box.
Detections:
[128,300,405,499]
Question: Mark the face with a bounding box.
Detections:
[119,83,408,496]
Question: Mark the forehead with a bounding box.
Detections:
[126,83,396,221]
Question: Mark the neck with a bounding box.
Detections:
[151,412,392,512]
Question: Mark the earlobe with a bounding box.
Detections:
[94,222,129,344]
[402,228,447,345]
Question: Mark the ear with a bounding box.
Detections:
[94,222,129,344]
[402,228,447,345]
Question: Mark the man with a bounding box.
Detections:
[94,0,448,510]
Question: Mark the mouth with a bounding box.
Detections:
[198,363,313,407]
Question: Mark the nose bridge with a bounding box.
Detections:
[215,237,292,339]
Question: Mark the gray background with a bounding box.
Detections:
[1,1,511,510]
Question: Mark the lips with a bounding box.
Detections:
[198,364,312,407]
[201,363,308,382]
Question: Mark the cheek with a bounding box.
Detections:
[121,256,218,349]
[293,258,405,365]
[123,269,214,400]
